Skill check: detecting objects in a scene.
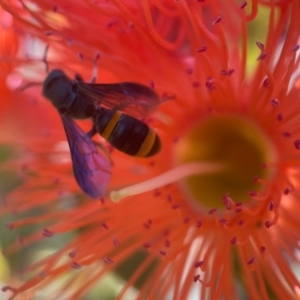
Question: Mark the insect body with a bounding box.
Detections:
[42,69,161,197]
[94,107,161,157]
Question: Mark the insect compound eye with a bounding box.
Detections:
[42,69,72,109]
[42,69,65,96]
[43,69,66,90]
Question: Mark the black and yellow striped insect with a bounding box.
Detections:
[42,69,162,198]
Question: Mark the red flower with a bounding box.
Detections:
[1,0,300,299]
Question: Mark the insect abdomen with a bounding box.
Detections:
[94,108,161,157]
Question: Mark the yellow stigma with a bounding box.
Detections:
[174,115,277,209]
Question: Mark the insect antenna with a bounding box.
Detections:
[17,44,50,91]
[42,44,50,74]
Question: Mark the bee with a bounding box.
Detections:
[42,69,162,198]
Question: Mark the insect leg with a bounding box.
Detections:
[75,73,84,82]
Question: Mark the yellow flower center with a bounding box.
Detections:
[110,115,277,205]
[174,115,277,209]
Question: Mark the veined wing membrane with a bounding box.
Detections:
[61,114,111,198]
[77,81,161,118]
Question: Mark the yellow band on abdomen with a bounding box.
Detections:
[135,128,156,157]
[101,111,121,140]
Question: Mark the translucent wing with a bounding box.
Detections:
[61,114,111,198]
[77,81,161,118]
